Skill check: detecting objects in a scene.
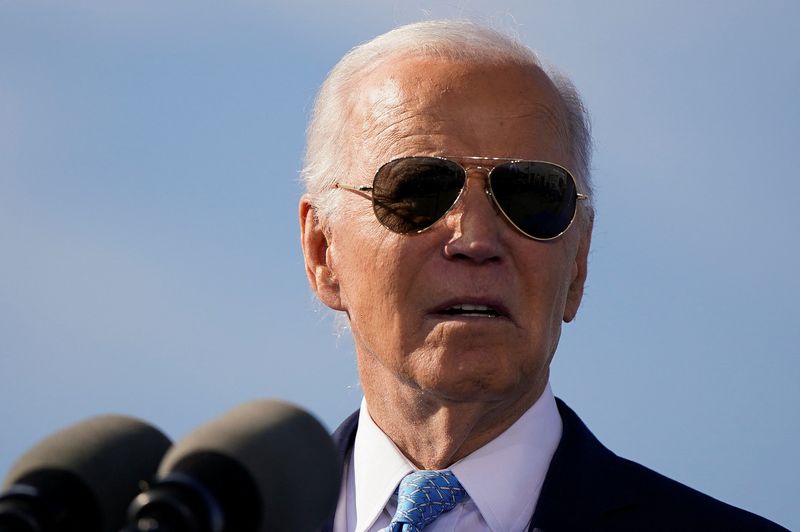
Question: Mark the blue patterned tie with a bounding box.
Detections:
[383,470,468,532]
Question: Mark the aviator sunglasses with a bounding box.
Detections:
[335,156,589,241]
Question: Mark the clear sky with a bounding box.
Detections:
[1,1,797,528]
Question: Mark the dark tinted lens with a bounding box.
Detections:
[372,157,465,233]
[489,161,578,239]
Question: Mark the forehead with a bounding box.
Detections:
[347,55,571,170]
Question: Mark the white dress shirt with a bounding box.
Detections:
[333,384,563,532]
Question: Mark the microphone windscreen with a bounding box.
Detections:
[158,400,340,532]
[2,415,171,531]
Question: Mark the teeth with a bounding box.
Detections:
[444,304,499,317]
[454,304,490,311]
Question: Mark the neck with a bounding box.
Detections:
[359,358,548,470]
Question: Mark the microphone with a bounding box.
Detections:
[0,415,172,532]
[125,400,340,532]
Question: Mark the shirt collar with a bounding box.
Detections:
[352,384,562,532]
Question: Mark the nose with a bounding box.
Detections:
[442,170,505,264]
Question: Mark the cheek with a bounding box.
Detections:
[331,231,410,323]
[519,254,576,333]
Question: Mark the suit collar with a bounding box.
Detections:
[331,410,359,468]
[530,398,642,530]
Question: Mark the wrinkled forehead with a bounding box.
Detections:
[344,55,572,173]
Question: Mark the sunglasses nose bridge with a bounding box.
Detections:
[462,166,502,215]
[448,166,503,224]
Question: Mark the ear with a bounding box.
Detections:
[563,217,593,323]
[299,196,344,311]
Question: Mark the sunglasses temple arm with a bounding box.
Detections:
[335,183,373,193]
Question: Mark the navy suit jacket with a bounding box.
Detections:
[318,398,786,531]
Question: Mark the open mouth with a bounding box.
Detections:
[437,304,502,318]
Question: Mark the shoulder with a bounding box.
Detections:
[604,453,785,531]
[531,399,787,531]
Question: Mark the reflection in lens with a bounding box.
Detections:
[490,161,577,239]
[372,157,464,233]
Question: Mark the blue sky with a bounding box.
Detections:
[1,1,797,528]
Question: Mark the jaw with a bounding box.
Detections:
[355,338,552,469]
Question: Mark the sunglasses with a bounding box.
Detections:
[334,156,588,241]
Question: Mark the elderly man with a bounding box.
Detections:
[300,21,784,532]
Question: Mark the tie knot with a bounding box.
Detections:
[388,470,467,531]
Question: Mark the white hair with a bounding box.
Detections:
[301,20,594,225]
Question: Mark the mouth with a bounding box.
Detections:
[430,300,510,320]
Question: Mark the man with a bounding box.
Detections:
[299,21,785,532]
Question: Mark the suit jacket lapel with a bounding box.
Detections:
[529,399,640,531]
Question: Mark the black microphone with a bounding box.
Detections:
[125,400,340,532]
[0,415,172,532]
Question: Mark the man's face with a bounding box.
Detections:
[303,57,590,407]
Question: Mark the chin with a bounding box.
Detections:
[417,367,524,403]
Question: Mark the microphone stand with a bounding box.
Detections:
[122,475,221,532]
[0,498,39,532]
